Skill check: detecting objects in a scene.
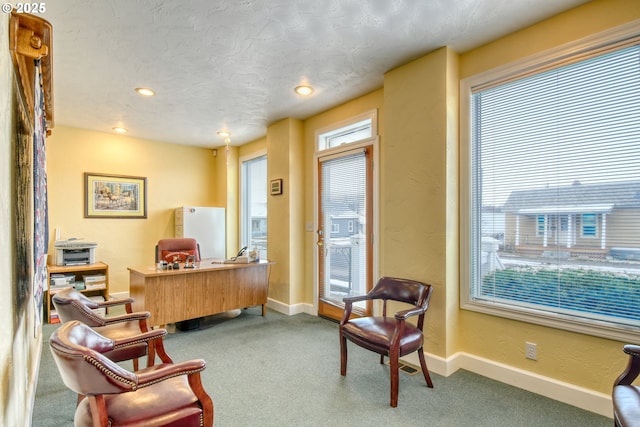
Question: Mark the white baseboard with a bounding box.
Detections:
[266,298,314,316]
[401,351,612,419]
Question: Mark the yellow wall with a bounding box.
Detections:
[382,47,458,358]
[266,118,305,305]
[46,126,219,293]
[456,0,640,392]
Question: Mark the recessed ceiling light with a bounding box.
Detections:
[112,126,128,134]
[295,85,314,96]
[135,87,155,97]
[217,130,231,138]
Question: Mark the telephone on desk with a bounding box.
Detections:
[224,247,249,264]
[222,247,260,264]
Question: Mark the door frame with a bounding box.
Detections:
[313,136,379,318]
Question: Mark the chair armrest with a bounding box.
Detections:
[615,344,640,386]
[98,297,134,308]
[102,311,150,325]
[343,294,371,304]
[112,328,167,349]
[341,295,373,325]
[99,297,135,314]
[623,344,640,358]
[136,359,207,387]
[395,306,425,320]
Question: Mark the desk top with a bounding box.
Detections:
[128,259,271,277]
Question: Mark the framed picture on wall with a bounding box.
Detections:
[270,178,283,196]
[84,173,147,218]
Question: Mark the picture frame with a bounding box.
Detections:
[270,178,283,196]
[85,173,147,218]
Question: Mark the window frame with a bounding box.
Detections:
[239,151,268,258]
[460,21,640,343]
[316,110,377,153]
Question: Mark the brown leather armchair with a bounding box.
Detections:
[339,276,434,407]
[52,288,172,370]
[156,237,201,263]
[613,344,640,427]
[50,320,214,427]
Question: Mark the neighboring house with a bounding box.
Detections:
[502,180,640,259]
[329,211,362,238]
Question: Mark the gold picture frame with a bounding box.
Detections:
[85,173,147,218]
[270,178,283,195]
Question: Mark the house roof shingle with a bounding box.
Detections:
[503,181,640,212]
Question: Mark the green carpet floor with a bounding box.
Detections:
[33,308,611,426]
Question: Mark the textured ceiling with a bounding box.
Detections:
[44,0,589,147]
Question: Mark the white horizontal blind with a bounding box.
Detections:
[318,149,369,308]
[470,42,640,330]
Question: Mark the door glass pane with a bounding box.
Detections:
[319,150,367,310]
[241,155,267,260]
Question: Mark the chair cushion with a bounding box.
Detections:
[342,316,423,357]
[161,250,196,263]
[613,385,640,427]
[75,375,203,427]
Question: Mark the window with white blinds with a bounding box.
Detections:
[240,154,267,260]
[461,29,640,341]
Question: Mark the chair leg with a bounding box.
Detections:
[390,353,399,407]
[340,334,348,376]
[132,357,139,371]
[418,347,434,388]
[88,395,109,427]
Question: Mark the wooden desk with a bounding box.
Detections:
[128,260,271,327]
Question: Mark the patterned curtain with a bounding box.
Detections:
[33,59,48,328]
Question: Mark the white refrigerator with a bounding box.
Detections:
[174,206,226,259]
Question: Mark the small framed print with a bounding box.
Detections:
[270,178,283,196]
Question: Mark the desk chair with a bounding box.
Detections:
[50,320,213,427]
[613,344,640,427]
[156,238,204,330]
[155,237,201,263]
[340,276,434,407]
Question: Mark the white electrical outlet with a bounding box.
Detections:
[525,342,538,360]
